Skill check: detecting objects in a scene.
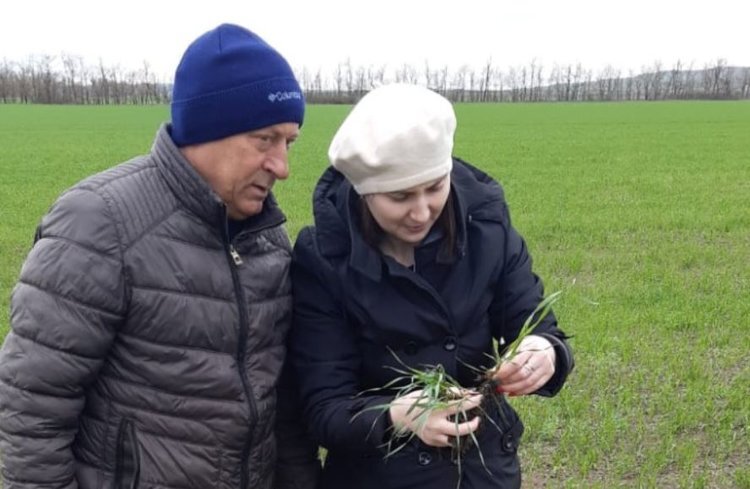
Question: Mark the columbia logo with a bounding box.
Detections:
[268,91,302,102]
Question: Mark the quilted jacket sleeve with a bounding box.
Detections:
[0,188,126,488]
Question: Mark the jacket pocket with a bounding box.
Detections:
[113,418,141,489]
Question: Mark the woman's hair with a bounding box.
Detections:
[358,190,457,262]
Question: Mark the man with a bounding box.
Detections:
[0,24,319,489]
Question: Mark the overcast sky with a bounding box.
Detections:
[2,0,749,81]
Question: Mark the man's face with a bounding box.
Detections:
[183,122,300,219]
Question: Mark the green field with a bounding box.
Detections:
[1,102,749,488]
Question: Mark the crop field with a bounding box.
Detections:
[0,101,748,487]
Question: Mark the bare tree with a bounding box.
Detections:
[95,58,110,104]
[667,60,683,99]
[33,54,58,103]
[641,64,654,100]
[562,64,573,101]
[684,61,698,99]
[493,68,504,102]
[139,60,162,104]
[437,65,449,95]
[596,67,609,100]
[61,53,81,103]
[480,59,492,102]
[368,65,386,89]
[533,62,544,102]
[520,65,528,102]
[582,68,594,101]
[549,64,563,101]
[110,64,123,104]
[423,60,433,89]
[0,58,14,102]
[711,58,729,98]
[451,65,469,102]
[526,59,545,102]
[571,63,584,101]
[741,67,750,99]
[633,69,644,100]
[597,65,620,101]
[394,63,418,85]
[333,63,344,97]
[651,61,664,100]
[506,67,519,102]
[624,69,634,100]
[354,65,367,95]
[313,68,323,95]
[344,58,355,98]
[613,68,623,100]
[468,70,477,102]
[298,67,312,94]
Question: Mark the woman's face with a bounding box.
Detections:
[363,174,451,247]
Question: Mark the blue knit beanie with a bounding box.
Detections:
[170,23,305,146]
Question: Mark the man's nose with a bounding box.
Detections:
[264,143,290,180]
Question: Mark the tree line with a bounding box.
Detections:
[0,55,168,104]
[1,54,748,105]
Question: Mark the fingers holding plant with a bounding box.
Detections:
[389,389,483,447]
[494,334,555,396]
[356,291,563,477]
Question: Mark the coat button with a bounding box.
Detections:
[502,431,518,452]
[417,451,432,466]
[404,341,418,355]
[443,337,457,352]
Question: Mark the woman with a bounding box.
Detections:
[289,84,574,489]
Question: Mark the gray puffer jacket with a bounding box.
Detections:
[0,125,318,489]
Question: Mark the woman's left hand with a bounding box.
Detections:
[493,335,556,396]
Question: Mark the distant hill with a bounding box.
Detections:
[533,65,750,102]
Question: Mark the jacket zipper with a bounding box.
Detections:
[230,245,243,265]
[222,208,287,489]
[222,219,256,489]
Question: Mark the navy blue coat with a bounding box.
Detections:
[290,159,574,489]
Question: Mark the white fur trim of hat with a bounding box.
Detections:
[328,83,456,195]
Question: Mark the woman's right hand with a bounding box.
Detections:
[388,389,482,447]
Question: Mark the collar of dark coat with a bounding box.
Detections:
[312,157,506,282]
[149,124,285,233]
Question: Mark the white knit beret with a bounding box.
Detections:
[328,84,456,194]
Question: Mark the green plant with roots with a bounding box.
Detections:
[483,290,562,385]
[355,290,562,479]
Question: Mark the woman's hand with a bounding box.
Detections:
[494,334,556,396]
[388,389,482,447]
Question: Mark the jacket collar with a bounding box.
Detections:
[150,124,285,232]
[311,168,382,281]
[345,189,385,281]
